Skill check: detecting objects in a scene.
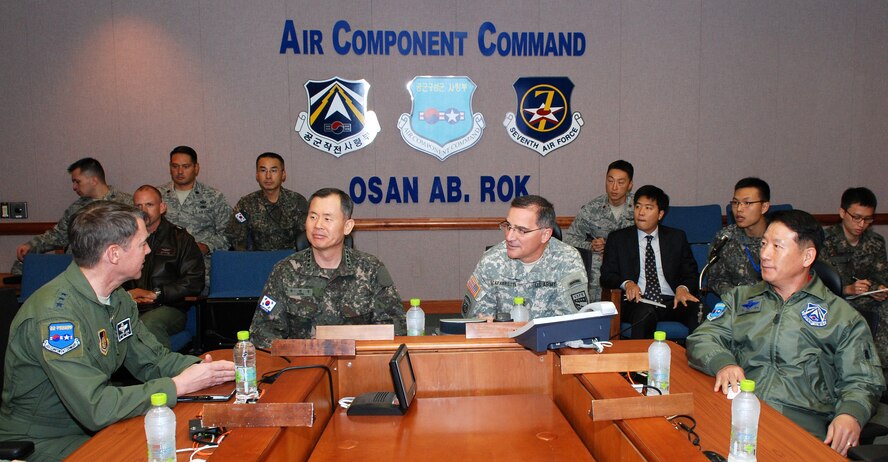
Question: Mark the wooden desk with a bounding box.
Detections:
[556,340,845,461]
[309,394,595,461]
[66,338,845,461]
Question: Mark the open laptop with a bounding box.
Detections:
[347,343,417,416]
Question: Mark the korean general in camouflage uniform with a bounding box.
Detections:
[563,160,635,301]
[464,195,589,320]
[250,188,404,348]
[706,178,772,296]
[227,153,308,251]
[821,187,888,382]
[13,157,132,274]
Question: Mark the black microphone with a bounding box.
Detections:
[708,234,730,262]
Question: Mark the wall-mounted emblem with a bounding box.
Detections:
[398,76,485,161]
[295,77,380,157]
[503,77,583,156]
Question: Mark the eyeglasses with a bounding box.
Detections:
[729,200,764,209]
[844,210,875,224]
[498,221,545,236]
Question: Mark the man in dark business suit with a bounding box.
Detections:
[600,185,700,339]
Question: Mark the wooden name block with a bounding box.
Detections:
[271,338,356,357]
[465,321,526,339]
[315,324,394,340]
[560,352,649,374]
[202,402,314,428]
[589,393,694,421]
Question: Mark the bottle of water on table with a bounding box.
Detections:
[647,330,670,395]
[234,330,259,403]
[145,392,176,462]
[728,379,760,462]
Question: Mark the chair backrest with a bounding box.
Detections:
[661,204,723,245]
[207,250,294,299]
[725,203,793,225]
[296,232,354,252]
[20,253,74,302]
[0,288,21,390]
[812,259,843,297]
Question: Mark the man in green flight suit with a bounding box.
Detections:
[687,210,884,457]
[0,201,235,461]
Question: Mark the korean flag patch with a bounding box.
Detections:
[800,302,828,327]
[259,295,277,313]
[235,212,247,223]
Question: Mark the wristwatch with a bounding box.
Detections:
[153,288,162,300]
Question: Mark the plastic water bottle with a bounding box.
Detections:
[647,331,670,395]
[406,298,425,336]
[510,296,530,322]
[144,392,176,462]
[728,379,760,462]
[234,330,259,403]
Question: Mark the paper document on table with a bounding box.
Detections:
[847,287,888,300]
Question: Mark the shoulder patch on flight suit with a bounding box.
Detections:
[707,302,726,321]
[800,302,827,327]
[42,321,83,358]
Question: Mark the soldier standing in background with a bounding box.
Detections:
[563,160,635,301]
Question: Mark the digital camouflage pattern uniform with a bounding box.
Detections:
[11,188,133,274]
[462,238,590,319]
[158,181,231,286]
[0,263,200,461]
[250,247,405,348]
[822,224,888,380]
[227,188,308,251]
[706,224,763,296]
[687,274,885,439]
[563,192,635,301]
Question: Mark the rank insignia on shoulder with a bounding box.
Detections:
[116,318,133,342]
[259,295,277,313]
[43,322,81,355]
[800,302,827,327]
[97,329,109,356]
[235,212,247,223]
[707,302,726,321]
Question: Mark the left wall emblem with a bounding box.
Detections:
[295,77,380,158]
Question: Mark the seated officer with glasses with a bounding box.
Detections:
[822,187,888,384]
[462,195,590,320]
[707,177,771,296]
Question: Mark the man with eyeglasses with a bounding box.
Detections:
[227,152,308,251]
[600,185,700,339]
[564,160,636,302]
[822,187,887,384]
[707,177,771,296]
[462,195,589,320]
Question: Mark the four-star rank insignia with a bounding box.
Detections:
[503,77,584,156]
[295,77,380,158]
[398,76,485,161]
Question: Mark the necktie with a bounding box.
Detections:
[644,235,662,304]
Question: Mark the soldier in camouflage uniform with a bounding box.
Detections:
[250,188,404,348]
[564,160,635,301]
[463,195,589,320]
[13,157,132,274]
[227,152,308,251]
[158,146,231,285]
[707,178,771,296]
[821,187,888,383]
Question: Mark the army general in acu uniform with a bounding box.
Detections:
[463,195,589,320]
[249,188,405,348]
[0,201,234,461]
[227,152,308,251]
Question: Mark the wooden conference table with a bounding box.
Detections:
[66,337,844,461]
